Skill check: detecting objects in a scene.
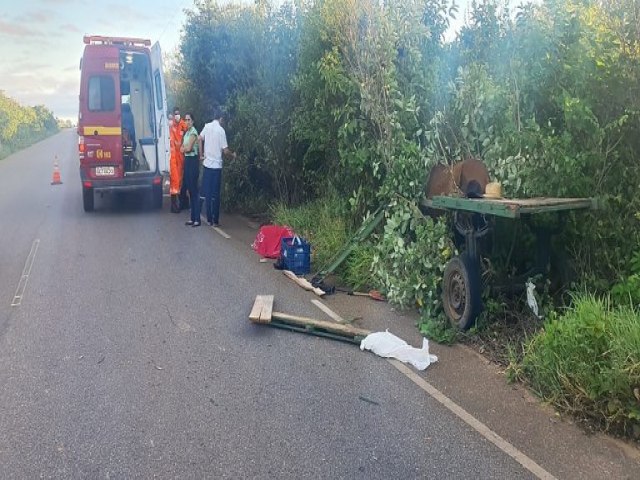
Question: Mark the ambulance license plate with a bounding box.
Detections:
[95,166,115,176]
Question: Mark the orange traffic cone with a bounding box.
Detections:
[51,160,62,185]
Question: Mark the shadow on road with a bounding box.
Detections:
[90,191,163,214]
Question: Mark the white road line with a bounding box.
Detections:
[388,360,557,480]
[311,299,345,323]
[305,300,552,477]
[199,212,231,238]
[11,239,40,307]
[212,226,231,239]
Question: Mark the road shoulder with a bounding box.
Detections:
[223,213,640,479]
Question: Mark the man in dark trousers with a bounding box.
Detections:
[198,107,235,227]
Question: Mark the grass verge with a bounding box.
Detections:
[509,294,640,439]
[270,197,351,278]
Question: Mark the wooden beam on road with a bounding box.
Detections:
[283,270,325,296]
[248,295,370,343]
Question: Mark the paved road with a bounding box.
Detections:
[0,130,636,479]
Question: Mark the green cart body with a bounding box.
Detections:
[423,196,596,329]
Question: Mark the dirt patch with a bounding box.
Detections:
[458,308,543,367]
[240,211,272,228]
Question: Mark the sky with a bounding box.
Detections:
[0,0,190,121]
[0,0,482,122]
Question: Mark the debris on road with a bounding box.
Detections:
[249,295,369,344]
[282,270,325,296]
[350,290,385,301]
[360,330,438,371]
[358,395,380,406]
[252,225,295,258]
[336,287,385,301]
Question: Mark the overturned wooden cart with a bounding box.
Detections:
[310,178,596,331]
[422,195,596,329]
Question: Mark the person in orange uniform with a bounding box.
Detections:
[169,107,188,213]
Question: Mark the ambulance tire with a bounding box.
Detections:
[152,184,163,209]
[82,186,94,212]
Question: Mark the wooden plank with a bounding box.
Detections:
[272,311,370,337]
[249,295,265,323]
[430,196,594,218]
[259,295,274,323]
[298,277,326,296]
[511,199,594,215]
[491,197,591,207]
[283,270,325,296]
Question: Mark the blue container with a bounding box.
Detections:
[281,237,311,275]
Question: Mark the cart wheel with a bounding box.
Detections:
[443,255,482,330]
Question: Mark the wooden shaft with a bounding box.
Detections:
[272,311,370,337]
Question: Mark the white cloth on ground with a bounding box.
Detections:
[360,330,438,371]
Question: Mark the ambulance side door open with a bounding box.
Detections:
[151,42,170,175]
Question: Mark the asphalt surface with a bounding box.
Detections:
[0,130,638,479]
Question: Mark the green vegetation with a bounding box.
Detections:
[512,294,640,437]
[0,91,59,159]
[169,0,640,438]
[271,196,351,272]
[611,250,640,307]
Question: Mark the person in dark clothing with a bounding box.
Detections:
[180,113,201,227]
[198,107,235,227]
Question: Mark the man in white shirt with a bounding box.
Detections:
[198,108,235,227]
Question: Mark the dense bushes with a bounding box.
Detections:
[171,0,639,295]
[0,91,58,159]
[170,0,640,436]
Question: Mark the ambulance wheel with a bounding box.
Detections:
[82,187,94,212]
[442,255,482,330]
[152,185,163,209]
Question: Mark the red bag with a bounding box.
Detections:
[252,225,295,259]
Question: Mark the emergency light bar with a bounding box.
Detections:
[83,35,151,47]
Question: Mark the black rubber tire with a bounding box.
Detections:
[442,254,482,330]
[82,187,94,212]
[152,185,163,209]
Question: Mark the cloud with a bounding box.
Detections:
[104,3,145,18]
[11,61,50,71]
[17,10,56,23]
[39,0,78,4]
[0,20,41,37]
[1,75,80,118]
[60,23,82,33]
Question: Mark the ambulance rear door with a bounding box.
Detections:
[79,45,122,177]
[150,42,170,175]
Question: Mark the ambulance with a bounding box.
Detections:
[78,35,170,211]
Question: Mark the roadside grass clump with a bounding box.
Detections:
[419,314,458,344]
[343,242,377,290]
[514,294,640,438]
[270,197,351,277]
[611,250,640,308]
